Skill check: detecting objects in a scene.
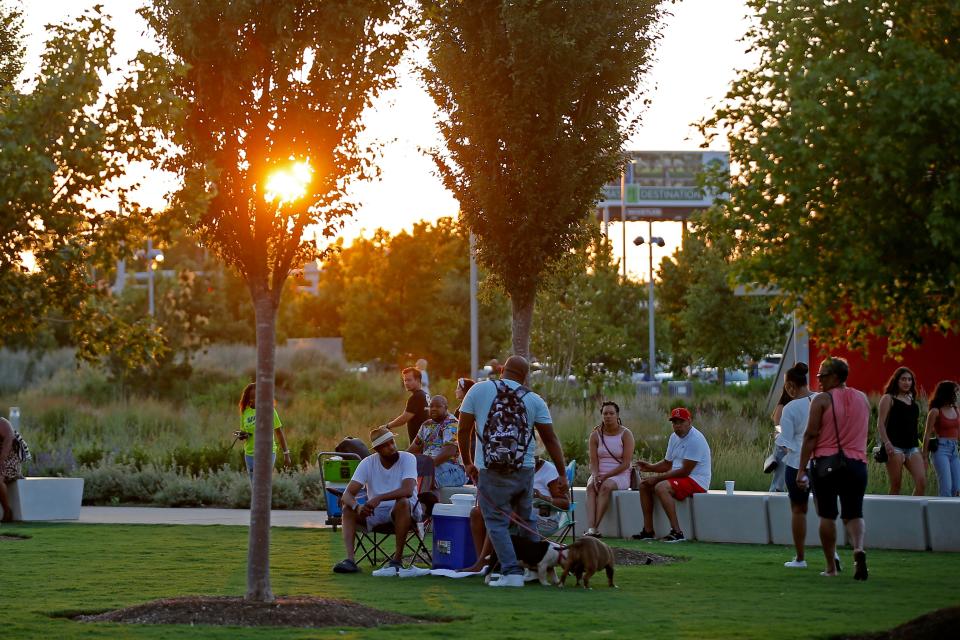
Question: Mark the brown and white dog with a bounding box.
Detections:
[558,535,617,589]
[483,535,563,586]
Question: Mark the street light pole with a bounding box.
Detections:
[620,168,626,279]
[147,239,156,317]
[634,228,665,381]
[469,232,479,378]
[647,221,656,382]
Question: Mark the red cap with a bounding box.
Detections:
[669,407,692,422]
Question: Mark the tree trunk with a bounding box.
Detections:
[246,291,277,602]
[510,293,535,360]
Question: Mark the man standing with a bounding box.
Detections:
[633,407,711,542]
[408,395,466,488]
[457,355,568,588]
[333,426,420,575]
[387,367,429,445]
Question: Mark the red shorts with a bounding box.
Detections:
[668,476,705,501]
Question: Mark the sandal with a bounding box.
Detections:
[333,558,360,574]
[853,550,868,581]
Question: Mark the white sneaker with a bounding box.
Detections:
[488,573,525,588]
[784,558,807,568]
[522,569,538,582]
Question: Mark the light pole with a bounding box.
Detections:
[469,232,479,377]
[634,224,665,381]
[144,239,164,317]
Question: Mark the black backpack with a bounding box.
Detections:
[481,380,534,472]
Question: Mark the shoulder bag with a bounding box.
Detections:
[813,390,848,479]
[597,426,640,490]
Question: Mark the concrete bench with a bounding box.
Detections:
[860,495,928,551]
[573,487,621,537]
[5,477,84,521]
[692,491,769,544]
[767,493,847,548]
[616,489,694,540]
[926,498,960,551]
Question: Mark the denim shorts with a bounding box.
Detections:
[890,445,920,457]
[784,466,810,506]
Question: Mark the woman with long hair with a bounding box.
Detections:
[876,367,925,495]
[923,381,960,497]
[584,401,635,537]
[238,383,292,480]
[777,362,817,568]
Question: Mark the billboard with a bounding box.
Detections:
[598,150,729,221]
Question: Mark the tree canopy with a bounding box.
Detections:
[0,6,173,368]
[698,0,960,353]
[421,0,667,357]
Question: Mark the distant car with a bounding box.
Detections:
[757,354,783,379]
[724,369,750,387]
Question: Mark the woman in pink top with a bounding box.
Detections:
[797,356,870,581]
[584,401,635,537]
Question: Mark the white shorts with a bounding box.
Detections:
[364,500,423,531]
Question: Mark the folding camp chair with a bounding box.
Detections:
[542,459,577,546]
[353,454,436,568]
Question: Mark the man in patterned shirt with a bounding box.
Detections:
[408,395,466,487]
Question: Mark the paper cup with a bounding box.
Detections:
[724,480,735,495]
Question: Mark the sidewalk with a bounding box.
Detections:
[78,506,329,528]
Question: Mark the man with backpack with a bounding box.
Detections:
[457,355,567,588]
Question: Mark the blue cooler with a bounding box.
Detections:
[432,494,477,570]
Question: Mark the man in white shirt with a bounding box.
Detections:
[633,407,711,542]
[333,426,420,575]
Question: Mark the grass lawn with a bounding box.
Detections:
[4,522,960,639]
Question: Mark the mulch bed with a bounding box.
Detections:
[610,546,681,566]
[74,596,427,629]
[831,606,960,639]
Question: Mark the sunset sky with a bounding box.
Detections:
[22,0,754,281]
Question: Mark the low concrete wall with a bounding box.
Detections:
[926,499,960,552]
[7,477,84,521]
[616,490,695,540]
[692,491,769,544]
[767,493,847,548]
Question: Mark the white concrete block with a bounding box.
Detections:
[860,495,927,551]
[692,490,769,544]
[7,477,84,521]
[767,492,846,548]
[926,498,960,552]
[615,489,695,540]
[572,487,620,537]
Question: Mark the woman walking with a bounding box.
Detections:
[797,356,870,581]
[876,367,925,495]
[238,382,292,480]
[923,381,960,497]
[584,401,635,537]
[777,363,817,568]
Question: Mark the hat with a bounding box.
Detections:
[369,426,396,448]
[669,407,692,422]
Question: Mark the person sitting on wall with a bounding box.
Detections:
[631,407,711,543]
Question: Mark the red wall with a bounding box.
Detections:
[811,331,960,397]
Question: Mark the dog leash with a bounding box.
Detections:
[473,484,569,549]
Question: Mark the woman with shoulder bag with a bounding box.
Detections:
[796,356,870,581]
[876,367,926,495]
[923,381,960,497]
[584,401,635,538]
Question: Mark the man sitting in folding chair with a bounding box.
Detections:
[333,426,423,575]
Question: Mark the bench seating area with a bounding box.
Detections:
[437,485,960,551]
[4,477,84,521]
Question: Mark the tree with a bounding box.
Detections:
[0,7,172,368]
[421,0,667,357]
[659,233,785,384]
[531,229,661,378]
[697,0,960,354]
[145,1,409,601]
